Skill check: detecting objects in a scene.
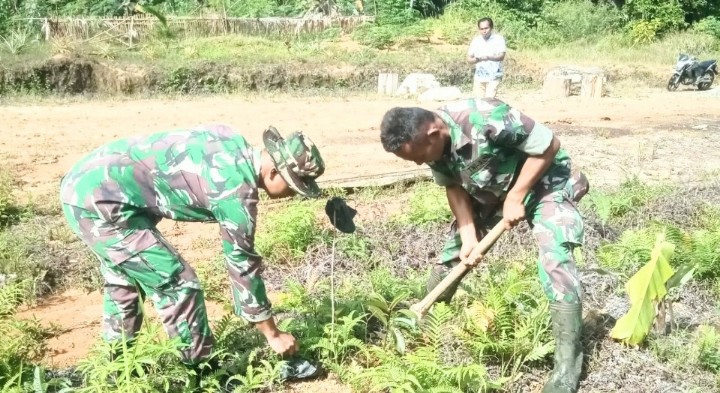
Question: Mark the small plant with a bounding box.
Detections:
[224,349,285,393]
[458,268,553,377]
[696,325,720,373]
[336,233,373,261]
[75,322,188,392]
[0,228,49,299]
[365,291,417,354]
[91,42,118,60]
[0,282,60,391]
[0,28,32,55]
[50,36,77,55]
[312,311,367,368]
[610,233,675,346]
[597,224,669,274]
[353,302,506,392]
[352,24,398,49]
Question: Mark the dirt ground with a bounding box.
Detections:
[5,85,720,391]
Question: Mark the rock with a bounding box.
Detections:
[395,73,440,96]
[0,273,17,288]
[418,86,463,102]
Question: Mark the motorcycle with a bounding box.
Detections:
[667,53,717,91]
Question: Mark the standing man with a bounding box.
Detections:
[467,17,507,99]
[60,124,326,369]
[379,98,590,393]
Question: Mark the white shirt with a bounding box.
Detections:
[467,33,507,82]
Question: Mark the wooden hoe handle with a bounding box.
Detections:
[409,221,507,320]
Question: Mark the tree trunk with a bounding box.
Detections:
[581,73,604,98]
[543,74,571,98]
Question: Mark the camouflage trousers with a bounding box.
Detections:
[61,204,214,365]
[428,171,590,305]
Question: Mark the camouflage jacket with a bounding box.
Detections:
[429,99,572,217]
[61,124,272,322]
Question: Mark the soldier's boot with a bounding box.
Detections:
[186,357,221,391]
[542,302,583,393]
[426,265,471,304]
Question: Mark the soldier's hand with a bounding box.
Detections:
[267,332,299,356]
[460,237,480,266]
[502,197,525,229]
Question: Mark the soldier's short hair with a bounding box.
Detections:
[380,107,435,152]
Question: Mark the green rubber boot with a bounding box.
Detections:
[542,302,583,393]
[425,265,470,304]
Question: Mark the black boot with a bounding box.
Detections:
[542,302,583,393]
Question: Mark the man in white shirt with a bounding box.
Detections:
[467,17,507,98]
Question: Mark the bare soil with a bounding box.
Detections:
[4,85,720,391]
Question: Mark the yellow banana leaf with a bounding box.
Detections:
[609,233,675,346]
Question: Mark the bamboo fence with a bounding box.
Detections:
[25,15,375,42]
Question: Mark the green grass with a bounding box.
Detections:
[651,325,720,384]
[584,176,675,226]
[393,181,452,227]
[523,31,719,69]
[0,282,60,392]
[255,199,326,264]
[0,171,25,228]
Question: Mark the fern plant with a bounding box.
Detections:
[224,349,285,393]
[311,311,367,368]
[353,303,502,392]
[74,322,188,393]
[585,176,668,225]
[598,222,690,275]
[457,267,553,379]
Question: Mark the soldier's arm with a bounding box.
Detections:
[446,185,477,244]
[506,135,561,203]
[478,106,559,201]
[212,197,273,324]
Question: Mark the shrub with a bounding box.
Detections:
[0,170,21,227]
[0,282,57,391]
[694,16,720,39]
[538,0,625,42]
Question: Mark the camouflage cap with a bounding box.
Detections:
[263,126,326,198]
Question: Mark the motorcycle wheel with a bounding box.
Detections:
[698,71,715,91]
[667,75,680,91]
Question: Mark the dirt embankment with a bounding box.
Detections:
[0,52,670,96]
[0,54,474,95]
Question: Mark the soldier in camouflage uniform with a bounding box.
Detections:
[60,124,325,366]
[379,98,590,393]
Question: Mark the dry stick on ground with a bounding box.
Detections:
[331,209,337,336]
